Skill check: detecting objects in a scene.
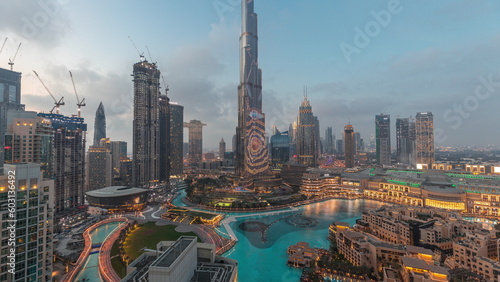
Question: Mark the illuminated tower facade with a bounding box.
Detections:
[296,96,317,167]
[415,112,435,165]
[344,124,355,168]
[235,0,269,179]
[184,120,206,164]
[375,114,391,165]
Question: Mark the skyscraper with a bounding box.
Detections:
[132,60,160,187]
[375,114,391,165]
[0,67,24,168]
[38,112,86,213]
[235,0,269,179]
[325,127,334,154]
[415,112,435,165]
[296,96,318,167]
[184,120,206,164]
[396,118,410,164]
[219,138,226,159]
[159,93,170,183]
[170,103,184,175]
[344,124,355,168]
[93,101,106,146]
[86,145,112,191]
[270,129,290,167]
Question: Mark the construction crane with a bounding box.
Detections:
[33,70,65,114]
[8,42,21,71]
[128,36,144,61]
[69,71,85,117]
[161,75,169,96]
[0,38,7,57]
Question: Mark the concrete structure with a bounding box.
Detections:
[344,124,355,168]
[235,0,269,179]
[86,145,112,191]
[415,112,434,166]
[85,186,148,212]
[375,114,391,165]
[38,112,86,212]
[0,164,54,281]
[296,96,318,167]
[219,138,226,159]
[123,236,237,282]
[93,101,106,146]
[324,126,334,154]
[396,117,411,165]
[159,93,170,184]
[169,103,184,175]
[184,120,206,164]
[132,59,161,187]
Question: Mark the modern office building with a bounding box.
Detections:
[270,130,290,167]
[0,163,54,282]
[170,103,184,175]
[324,127,334,154]
[100,140,127,185]
[415,112,435,165]
[344,124,355,168]
[38,112,86,212]
[396,118,411,164]
[375,114,391,165]
[235,0,269,179]
[184,120,206,164]
[336,139,344,155]
[354,132,364,156]
[86,145,112,191]
[296,96,318,167]
[132,60,161,187]
[219,138,226,159]
[93,101,106,146]
[4,111,53,178]
[159,93,170,183]
[0,67,24,168]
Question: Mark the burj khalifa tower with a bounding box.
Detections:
[235,0,269,180]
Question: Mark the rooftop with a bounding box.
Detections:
[151,236,197,268]
[85,186,148,198]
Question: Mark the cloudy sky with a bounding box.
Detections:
[1,0,500,152]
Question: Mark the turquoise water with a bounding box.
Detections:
[74,222,122,282]
[223,199,384,282]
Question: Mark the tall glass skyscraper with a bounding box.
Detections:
[375,114,391,165]
[93,101,106,146]
[170,103,184,175]
[235,0,269,179]
[270,130,290,167]
[344,124,355,168]
[415,112,435,165]
[296,96,318,167]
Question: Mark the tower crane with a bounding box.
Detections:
[161,75,169,96]
[33,70,65,114]
[69,71,85,117]
[8,42,21,71]
[0,38,7,57]
[128,36,144,61]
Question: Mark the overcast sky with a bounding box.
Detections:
[1,0,500,152]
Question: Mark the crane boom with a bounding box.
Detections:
[33,70,65,114]
[161,75,169,95]
[128,36,144,61]
[69,71,80,103]
[69,71,85,117]
[8,42,21,70]
[0,38,7,56]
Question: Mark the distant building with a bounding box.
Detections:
[296,96,318,167]
[93,101,106,146]
[132,60,161,187]
[270,130,290,166]
[415,112,434,165]
[86,146,112,191]
[0,164,54,282]
[118,157,133,186]
[184,120,206,165]
[375,114,391,165]
[324,127,334,154]
[0,67,24,167]
[396,118,410,164]
[281,162,307,187]
[354,132,364,155]
[170,103,184,175]
[159,93,170,184]
[219,138,226,159]
[39,112,86,212]
[344,124,355,168]
[336,139,344,155]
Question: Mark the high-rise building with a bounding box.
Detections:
[314,116,321,157]
[296,96,318,167]
[336,139,344,155]
[100,138,128,185]
[344,124,355,168]
[0,164,54,282]
[159,93,170,183]
[184,120,206,164]
[132,60,161,187]
[325,127,334,154]
[38,112,86,213]
[0,67,24,168]
[4,111,53,178]
[375,114,391,165]
[235,0,269,179]
[354,132,364,156]
[415,112,435,165]
[396,118,410,164]
[409,118,416,166]
[270,129,290,167]
[93,102,106,146]
[170,103,184,175]
[86,146,112,191]
[219,138,226,159]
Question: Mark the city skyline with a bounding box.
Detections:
[1,1,500,150]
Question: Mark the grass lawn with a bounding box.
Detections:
[123,222,200,261]
[111,256,127,278]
